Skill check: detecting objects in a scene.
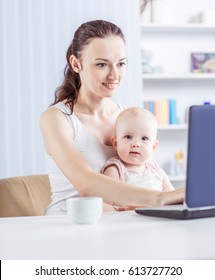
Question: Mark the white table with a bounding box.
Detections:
[1,211,215,259]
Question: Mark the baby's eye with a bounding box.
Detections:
[141,136,149,141]
[96,63,107,68]
[124,135,132,139]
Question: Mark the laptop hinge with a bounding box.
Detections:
[184,202,215,211]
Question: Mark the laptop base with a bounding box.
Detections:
[135,208,215,220]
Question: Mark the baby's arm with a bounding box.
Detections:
[103,165,120,180]
[159,169,175,191]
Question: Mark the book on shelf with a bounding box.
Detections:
[143,99,178,125]
[169,99,177,124]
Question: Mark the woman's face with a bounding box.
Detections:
[78,36,127,98]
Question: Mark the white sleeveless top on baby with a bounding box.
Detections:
[101,156,164,191]
[45,102,119,215]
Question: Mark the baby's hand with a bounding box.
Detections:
[116,205,138,211]
[103,203,116,212]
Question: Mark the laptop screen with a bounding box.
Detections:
[186,105,215,208]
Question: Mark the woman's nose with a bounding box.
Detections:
[107,66,118,80]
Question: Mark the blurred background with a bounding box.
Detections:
[1,0,215,184]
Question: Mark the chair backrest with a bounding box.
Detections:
[0,174,51,217]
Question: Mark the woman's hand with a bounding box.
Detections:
[160,187,185,206]
[116,187,185,211]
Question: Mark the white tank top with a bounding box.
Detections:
[45,102,119,215]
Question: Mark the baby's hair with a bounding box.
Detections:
[116,107,158,125]
[115,107,158,139]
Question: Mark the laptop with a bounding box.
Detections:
[135,105,215,219]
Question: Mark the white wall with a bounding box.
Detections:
[0,0,142,178]
[141,0,215,25]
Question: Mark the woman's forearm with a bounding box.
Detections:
[77,170,183,207]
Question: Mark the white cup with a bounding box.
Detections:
[66,197,103,224]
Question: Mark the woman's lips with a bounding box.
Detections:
[102,82,118,89]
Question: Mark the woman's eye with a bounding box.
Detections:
[96,63,107,68]
[117,62,126,68]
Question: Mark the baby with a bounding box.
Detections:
[102,107,174,194]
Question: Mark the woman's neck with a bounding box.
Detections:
[75,93,117,117]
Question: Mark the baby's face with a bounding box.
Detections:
[112,114,158,167]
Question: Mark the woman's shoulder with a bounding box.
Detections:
[40,103,75,134]
[116,103,126,111]
[40,102,71,121]
[40,106,64,126]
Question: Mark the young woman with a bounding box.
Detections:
[40,20,184,215]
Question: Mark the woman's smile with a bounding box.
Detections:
[101,82,119,90]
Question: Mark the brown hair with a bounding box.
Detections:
[52,20,125,113]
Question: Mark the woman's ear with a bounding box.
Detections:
[69,55,81,73]
[153,140,159,152]
[111,136,117,150]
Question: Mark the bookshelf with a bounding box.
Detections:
[158,124,188,131]
[140,23,215,33]
[156,124,188,187]
[169,176,186,182]
[140,23,215,187]
[142,73,215,80]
